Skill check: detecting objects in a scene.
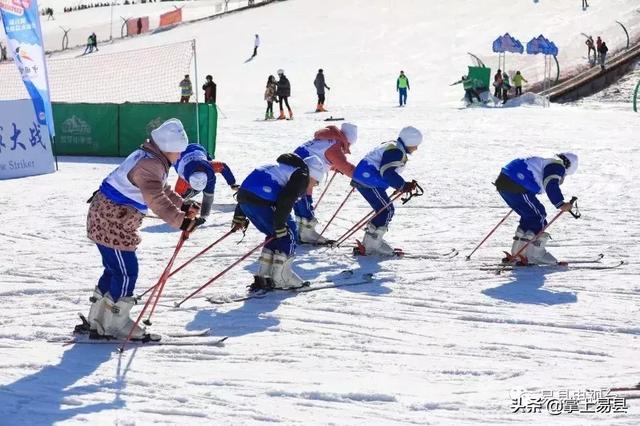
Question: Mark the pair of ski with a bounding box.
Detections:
[481,253,625,274]
[207,269,376,305]
[57,314,228,348]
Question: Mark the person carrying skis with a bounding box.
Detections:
[276,69,292,120]
[314,69,330,112]
[173,143,239,218]
[396,71,410,106]
[292,122,358,244]
[232,154,326,291]
[264,75,277,120]
[494,153,579,265]
[82,119,205,341]
[451,75,481,104]
[351,126,422,256]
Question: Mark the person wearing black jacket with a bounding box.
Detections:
[202,75,216,104]
[232,154,325,291]
[276,69,292,120]
[314,69,330,112]
[597,41,609,70]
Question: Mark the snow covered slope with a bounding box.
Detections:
[1,1,640,424]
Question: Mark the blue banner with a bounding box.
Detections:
[1,0,56,137]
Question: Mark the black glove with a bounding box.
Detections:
[182,188,199,200]
[231,215,250,233]
[181,199,201,213]
[180,216,206,232]
[230,184,240,191]
[400,180,418,193]
[274,226,288,239]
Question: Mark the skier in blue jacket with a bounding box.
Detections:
[351,126,422,256]
[495,153,579,264]
[232,154,325,291]
[174,144,239,217]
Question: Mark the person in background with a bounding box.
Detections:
[251,34,260,58]
[451,75,481,104]
[179,75,193,103]
[493,69,503,98]
[83,34,94,55]
[585,36,595,64]
[582,0,589,10]
[595,36,603,61]
[276,69,293,120]
[202,75,217,104]
[314,69,330,112]
[598,41,608,70]
[501,71,511,104]
[512,71,527,96]
[396,70,410,106]
[264,75,277,120]
[91,33,98,52]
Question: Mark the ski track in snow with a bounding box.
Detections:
[2,0,640,424]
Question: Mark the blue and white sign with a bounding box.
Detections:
[1,0,56,138]
[0,99,55,179]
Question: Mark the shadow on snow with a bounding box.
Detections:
[482,268,577,305]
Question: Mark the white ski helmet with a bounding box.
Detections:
[188,172,208,191]
[303,155,326,184]
[398,126,423,147]
[150,118,189,153]
[340,122,358,146]
[277,69,284,75]
[558,152,578,175]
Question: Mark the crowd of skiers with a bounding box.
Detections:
[79,116,579,343]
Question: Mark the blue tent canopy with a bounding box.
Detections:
[492,33,524,54]
[526,34,559,56]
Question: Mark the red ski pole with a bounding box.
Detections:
[136,229,235,300]
[320,187,355,236]
[174,237,274,307]
[119,230,189,352]
[509,197,578,264]
[335,192,404,247]
[313,170,337,211]
[465,209,513,260]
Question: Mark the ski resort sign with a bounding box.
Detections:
[0,99,55,179]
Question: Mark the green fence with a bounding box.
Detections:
[52,102,217,157]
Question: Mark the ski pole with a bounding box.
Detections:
[119,230,189,353]
[313,171,337,211]
[465,209,513,261]
[510,197,579,264]
[136,229,235,301]
[320,187,354,236]
[174,237,274,307]
[335,191,404,247]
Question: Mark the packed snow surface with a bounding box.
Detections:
[1,0,640,424]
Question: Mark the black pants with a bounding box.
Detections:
[266,101,273,116]
[279,96,291,111]
[252,46,257,57]
[465,89,481,103]
[515,86,522,96]
[317,93,325,104]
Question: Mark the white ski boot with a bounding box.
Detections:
[505,227,530,263]
[361,223,395,256]
[297,217,329,245]
[271,251,307,289]
[250,248,275,291]
[87,286,109,333]
[525,232,558,265]
[101,295,156,341]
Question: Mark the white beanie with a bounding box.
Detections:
[277,68,284,75]
[151,118,189,153]
[558,152,579,175]
[189,172,208,191]
[398,126,423,147]
[341,122,358,145]
[303,155,326,183]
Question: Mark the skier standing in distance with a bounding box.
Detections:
[264,75,277,120]
[202,75,217,104]
[173,143,239,218]
[314,68,330,112]
[276,69,293,119]
[83,119,205,341]
[396,70,410,106]
[350,126,423,256]
[179,75,193,103]
[231,154,326,291]
[251,34,260,58]
[292,123,358,244]
[494,153,579,265]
